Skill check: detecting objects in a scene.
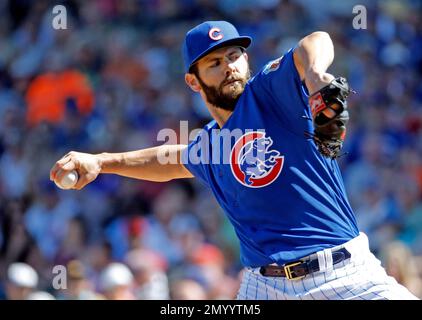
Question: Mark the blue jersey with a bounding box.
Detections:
[182,48,359,268]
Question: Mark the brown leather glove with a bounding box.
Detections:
[308,77,352,159]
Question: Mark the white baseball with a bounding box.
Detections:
[55,170,78,189]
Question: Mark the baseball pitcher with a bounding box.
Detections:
[50,21,418,300]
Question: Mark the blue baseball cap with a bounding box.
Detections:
[182,21,252,73]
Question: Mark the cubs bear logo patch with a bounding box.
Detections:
[230,132,284,188]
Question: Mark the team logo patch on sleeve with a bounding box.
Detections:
[230,132,284,188]
[263,57,283,75]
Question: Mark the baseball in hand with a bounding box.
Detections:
[55,170,78,189]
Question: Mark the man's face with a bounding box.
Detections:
[190,46,250,111]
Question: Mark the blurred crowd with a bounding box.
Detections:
[0,0,422,300]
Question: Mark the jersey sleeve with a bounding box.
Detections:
[252,47,311,121]
[181,121,216,187]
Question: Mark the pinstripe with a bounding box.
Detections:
[281,278,289,300]
[311,271,330,299]
[329,261,350,300]
[329,261,346,300]
[245,269,251,299]
[242,269,247,299]
[355,258,371,300]
[290,278,302,300]
[345,256,360,277]
[322,266,343,299]
[237,270,246,299]
[240,270,245,299]
[296,280,304,300]
[342,255,372,300]
[366,258,389,300]
[301,276,316,300]
[347,249,392,300]
[370,256,418,299]
[361,256,387,300]
[264,277,268,300]
[366,279,386,299]
[374,262,400,292]
[368,286,384,300]
[326,281,344,300]
[238,234,419,300]
[368,271,386,298]
[325,270,344,300]
[284,279,289,300]
[304,248,360,300]
[347,257,372,299]
[308,254,367,300]
[236,272,242,299]
[337,258,365,300]
[289,279,295,298]
[273,278,279,300]
[322,264,332,298]
[237,275,243,300]
[334,261,362,300]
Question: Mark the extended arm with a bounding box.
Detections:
[50,144,193,190]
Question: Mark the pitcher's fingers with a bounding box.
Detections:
[50,155,72,180]
[73,175,88,190]
[53,169,63,185]
[50,157,70,181]
[62,161,76,171]
[50,167,55,181]
[57,154,72,165]
[54,168,73,186]
[73,171,98,190]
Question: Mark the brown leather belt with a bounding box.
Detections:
[259,247,351,280]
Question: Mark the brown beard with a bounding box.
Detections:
[196,69,251,111]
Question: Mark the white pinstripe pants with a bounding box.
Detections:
[237,233,419,300]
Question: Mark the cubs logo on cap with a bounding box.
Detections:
[209,28,223,40]
[182,21,252,73]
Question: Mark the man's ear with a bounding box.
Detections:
[185,73,201,93]
[243,52,248,62]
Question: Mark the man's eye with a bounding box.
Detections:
[229,53,240,61]
[211,60,220,67]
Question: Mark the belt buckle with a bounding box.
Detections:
[283,261,305,280]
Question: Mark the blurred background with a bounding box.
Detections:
[0,0,421,300]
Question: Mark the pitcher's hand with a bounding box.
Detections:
[50,151,102,190]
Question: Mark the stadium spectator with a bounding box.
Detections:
[5,262,38,300]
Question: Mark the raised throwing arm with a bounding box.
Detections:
[293,31,335,95]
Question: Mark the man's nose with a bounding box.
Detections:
[224,59,236,77]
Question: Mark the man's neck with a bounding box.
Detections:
[207,104,233,128]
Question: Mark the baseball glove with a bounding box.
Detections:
[308,77,352,159]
